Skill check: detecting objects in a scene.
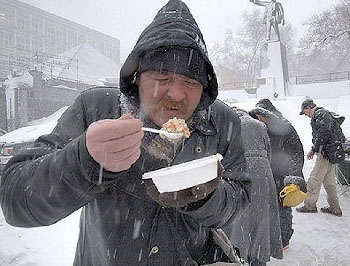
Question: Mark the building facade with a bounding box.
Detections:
[0,0,120,82]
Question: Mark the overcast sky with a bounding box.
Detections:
[20,0,339,61]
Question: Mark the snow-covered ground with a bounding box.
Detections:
[1,95,350,266]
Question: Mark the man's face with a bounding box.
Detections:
[136,70,203,127]
[256,114,268,124]
[302,107,313,118]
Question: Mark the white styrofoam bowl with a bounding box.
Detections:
[142,153,223,193]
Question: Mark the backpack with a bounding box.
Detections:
[324,141,345,164]
[324,112,346,164]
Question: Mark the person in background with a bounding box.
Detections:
[227,108,283,266]
[0,1,250,265]
[296,98,345,217]
[250,98,306,251]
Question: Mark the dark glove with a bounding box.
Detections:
[144,161,223,208]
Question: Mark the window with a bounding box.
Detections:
[77,33,86,45]
[17,35,30,50]
[0,32,11,47]
[32,19,43,36]
[32,39,43,53]
[96,41,104,52]
[17,17,29,31]
[0,55,9,71]
[0,10,9,26]
[45,23,55,42]
[56,29,66,43]
[68,32,76,47]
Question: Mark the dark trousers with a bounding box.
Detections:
[279,206,294,247]
[250,260,266,266]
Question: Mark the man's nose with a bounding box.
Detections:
[166,79,186,101]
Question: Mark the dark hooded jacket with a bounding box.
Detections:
[311,107,346,155]
[0,1,250,265]
[250,106,305,200]
[267,113,305,199]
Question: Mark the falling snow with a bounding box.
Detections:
[1,96,350,265]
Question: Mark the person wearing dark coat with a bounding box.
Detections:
[0,1,250,265]
[227,109,283,266]
[250,99,306,250]
[296,99,344,217]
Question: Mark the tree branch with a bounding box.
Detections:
[322,30,350,43]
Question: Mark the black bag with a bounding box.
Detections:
[324,141,345,164]
[323,111,346,164]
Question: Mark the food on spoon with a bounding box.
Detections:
[161,117,190,139]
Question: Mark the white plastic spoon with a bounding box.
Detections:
[141,127,184,140]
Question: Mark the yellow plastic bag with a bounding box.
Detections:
[279,184,307,207]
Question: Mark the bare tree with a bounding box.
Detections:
[297,0,350,74]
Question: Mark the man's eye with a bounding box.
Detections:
[154,78,169,85]
[184,80,200,88]
[155,78,168,81]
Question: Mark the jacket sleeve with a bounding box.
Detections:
[181,180,249,229]
[0,87,120,227]
[180,101,251,228]
[284,125,305,177]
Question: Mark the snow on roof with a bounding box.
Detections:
[4,43,120,88]
[46,43,120,85]
[51,84,79,91]
[4,72,33,88]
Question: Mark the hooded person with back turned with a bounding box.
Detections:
[250,98,306,250]
[0,1,250,265]
[228,108,283,266]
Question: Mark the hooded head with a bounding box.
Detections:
[119,0,218,110]
[255,98,283,118]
